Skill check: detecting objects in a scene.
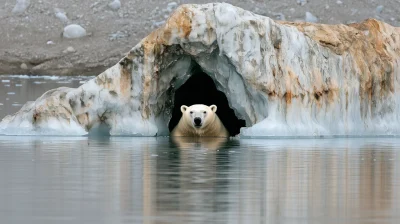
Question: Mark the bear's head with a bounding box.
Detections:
[180,104,217,129]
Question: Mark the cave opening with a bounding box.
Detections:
[168,66,246,136]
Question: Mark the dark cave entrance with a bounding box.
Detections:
[168,67,246,136]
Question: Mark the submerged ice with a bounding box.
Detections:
[1,3,400,137]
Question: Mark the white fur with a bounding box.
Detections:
[171,104,229,137]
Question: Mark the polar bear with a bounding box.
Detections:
[171,104,229,137]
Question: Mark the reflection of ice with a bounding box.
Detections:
[15,84,23,87]
[1,80,10,83]
[7,92,15,95]
[0,103,3,106]
[12,104,22,107]
[172,137,228,150]
[0,137,397,223]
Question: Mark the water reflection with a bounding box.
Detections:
[0,137,399,223]
[171,136,229,150]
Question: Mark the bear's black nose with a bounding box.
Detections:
[194,117,202,126]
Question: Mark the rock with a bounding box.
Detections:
[54,8,69,23]
[167,2,178,12]
[20,63,28,70]
[305,12,318,23]
[62,24,87,39]
[296,0,307,6]
[376,5,384,14]
[151,20,166,29]
[108,0,121,11]
[108,31,129,41]
[346,20,357,25]
[272,12,286,21]
[336,0,343,5]
[90,2,100,8]
[2,3,400,137]
[63,46,76,53]
[12,0,30,15]
[46,40,55,45]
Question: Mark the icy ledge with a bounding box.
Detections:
[1,3,400,137]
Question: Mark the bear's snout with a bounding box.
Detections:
[194,117,202,127]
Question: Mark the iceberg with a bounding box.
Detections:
[1,3,400,137]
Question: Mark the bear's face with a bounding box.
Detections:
[180,104,217,129]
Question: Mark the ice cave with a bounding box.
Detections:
[1,3,400,137]
[168,65,246,136]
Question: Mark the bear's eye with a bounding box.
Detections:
[190,111,193,114]
[203,111,207,114]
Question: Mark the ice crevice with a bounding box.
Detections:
[1,3,400,137]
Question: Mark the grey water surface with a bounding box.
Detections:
[0,76,400,224]
[0,136,399,224]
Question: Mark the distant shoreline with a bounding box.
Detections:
[1,0,398,76]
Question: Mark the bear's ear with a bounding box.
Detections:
[210,105,217,113]
[181,105,188,113]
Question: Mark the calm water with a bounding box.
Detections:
[0,76,400,223]
[0,75,94,119]
[0,137,399,224]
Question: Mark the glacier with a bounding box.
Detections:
[1,3,400,137]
